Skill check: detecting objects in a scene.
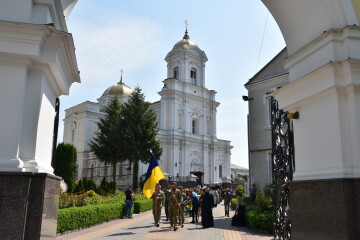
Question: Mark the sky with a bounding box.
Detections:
[59,0,286,169]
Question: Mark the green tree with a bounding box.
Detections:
[89,97,127,183]
[122,86,162,191]
[53,143,77,192]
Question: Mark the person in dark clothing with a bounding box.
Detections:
[231,196,246,227]
[200,187,214,228]
[189,188,200,223]
[223,188,232,217]
[250,183,257,202]
[124,185,134,218]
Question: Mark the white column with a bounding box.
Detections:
[0,21,80,174]
[273,27,360,181]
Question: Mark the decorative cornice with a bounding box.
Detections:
[245,73,289,91]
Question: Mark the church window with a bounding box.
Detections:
[174,67,179,79]
[90,164,94,179]
[119,163,123,177]
[219,165,223,178]
[190,68,197,85]
[192,119,198,134]
[264,96,272,128]
[207,119,211,134]
[71,129,75,144]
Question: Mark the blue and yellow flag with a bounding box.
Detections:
[142,155,165,199]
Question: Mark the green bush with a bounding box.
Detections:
[57,202,125,234]
[256,187,272,211]
[245,206,273,233]
[98,177,116,195]
[82,177,97,192]
[53,143,77,193]
[87,190,97,197]
[73,179,85,194]
[231,198,237,210]
[133,199,152,213]
[234,184,245,198]
[243,196,251,205]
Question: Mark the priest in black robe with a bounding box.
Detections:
[200,187,214,228]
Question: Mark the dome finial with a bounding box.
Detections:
[183,19,190,40]
[118,69,124,84]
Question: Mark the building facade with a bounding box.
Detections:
[245,48,289,189]
[230,164,249,195]
[63,30,233,189]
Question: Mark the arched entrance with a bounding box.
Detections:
[190,171,204,186]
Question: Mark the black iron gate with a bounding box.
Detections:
[271,97,295,240]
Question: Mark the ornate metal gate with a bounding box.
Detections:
[271,97,295,240]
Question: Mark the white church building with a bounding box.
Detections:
[63,29,232,189]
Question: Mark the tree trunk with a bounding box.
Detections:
[133,160,139,191]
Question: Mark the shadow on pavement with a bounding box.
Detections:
[127,225,154,230]
[148,228,171,233]
[106,232,135,237]
[213,217,272,236]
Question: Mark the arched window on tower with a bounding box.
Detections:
[119,163,123,177]
[90,164,94,179]
[174,67,179,79]
[192,119,198,134]
[219,165,223,178]
[190,68,197,85]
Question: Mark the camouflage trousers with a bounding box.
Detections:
[179,205,185,224]
[168,204,179,228]
[152,204,162,224]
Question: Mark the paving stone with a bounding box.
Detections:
[57,202,272,240]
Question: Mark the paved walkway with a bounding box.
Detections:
[57,202,272,240]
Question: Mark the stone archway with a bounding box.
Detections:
[262,1,360,239]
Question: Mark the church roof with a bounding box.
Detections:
[231,163,248,170]
[165,30,207,60]
[245,48,288,86]
[173,30,199,50]
[102,77,132,97]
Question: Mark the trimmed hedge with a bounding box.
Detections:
[133,199,152,213]
[57,199,153,234]
[245,206,273,233]
[57,202,125,234]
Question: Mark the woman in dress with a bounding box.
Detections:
[231,196,246,227]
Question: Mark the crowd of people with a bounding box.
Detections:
[145,182,246,231]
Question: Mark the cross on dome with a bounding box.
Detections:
[184,20,189,31]
[183,20,190,40]
[119,69,124,84]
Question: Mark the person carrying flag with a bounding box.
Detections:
[142,155,166,227]
[142,155,165,199]
[151,184,164,227]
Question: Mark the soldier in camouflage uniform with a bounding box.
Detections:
[178,186,188,227]
[151,184,164,227]
[166,182,182,231]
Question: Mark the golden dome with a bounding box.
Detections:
[102,79,132,97]
[172,30,199,51]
